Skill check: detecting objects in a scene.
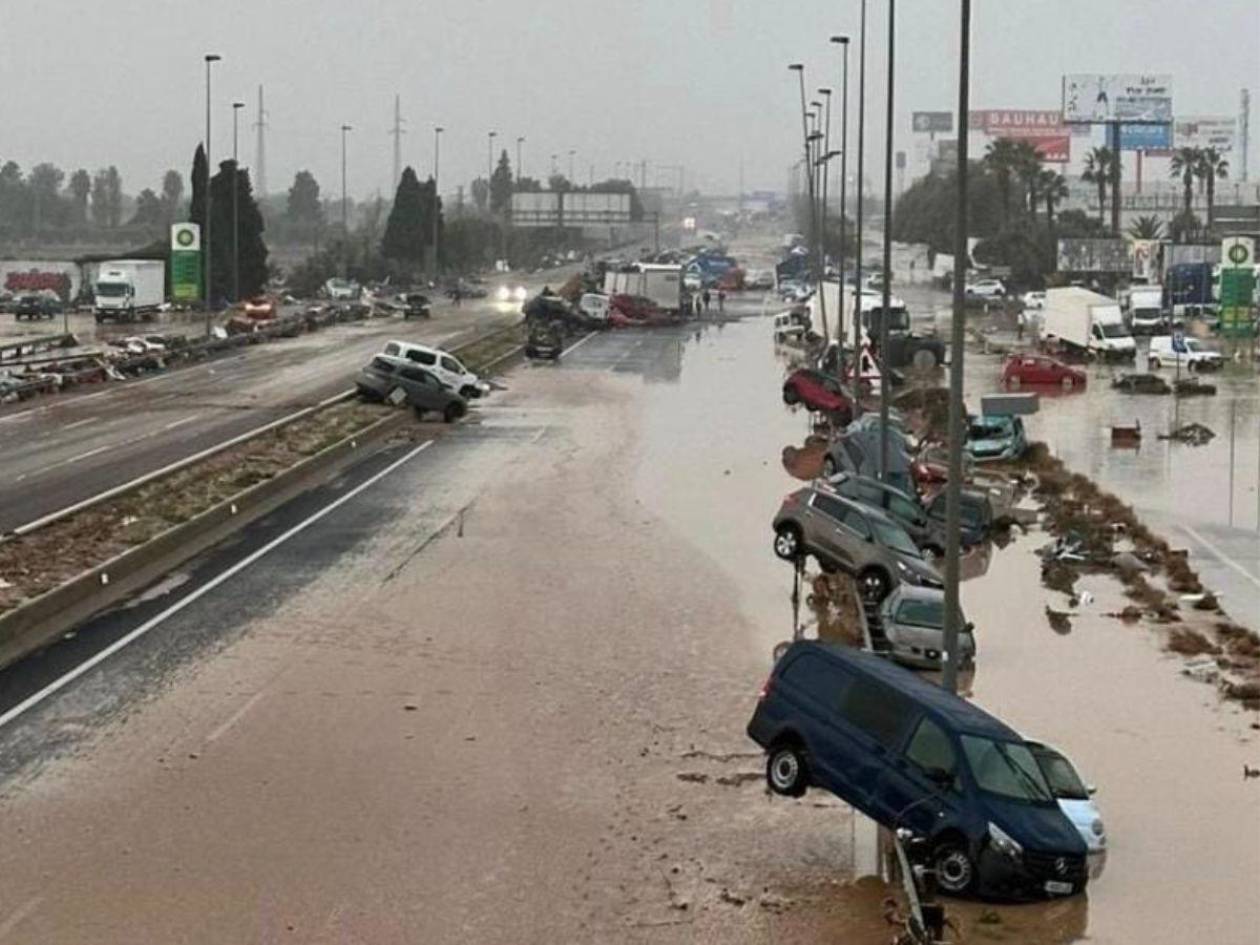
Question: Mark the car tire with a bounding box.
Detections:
[912,348,939,370]
[766,741,809,797]
[1006,374,1021,390]
[782,384,800,406]
[821,456,837,478]
[443,402,465,424]
[1061,375,1074,391]
[858,567,891,602]
[773,524,802,561]
[933,842,977,895]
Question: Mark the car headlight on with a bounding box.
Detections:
[988,822,1023,860]
[513,286,527,301]
[496,286,511,301]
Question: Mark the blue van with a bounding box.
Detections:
[747,641,1087,899]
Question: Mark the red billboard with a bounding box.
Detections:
[969,109,1069,163]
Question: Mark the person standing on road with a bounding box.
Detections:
[454,287,462,308]
[702,288,711,313]
[717,288,726,313]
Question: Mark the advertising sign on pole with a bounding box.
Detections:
[1062,74,1173,123]
[1119,124,1172,151]
[170,223,202,302]
[911,111,953,133]
[968,110,1070,162]
[1176,116,1237,152]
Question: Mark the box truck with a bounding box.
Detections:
[94,260,165,322]
[603,264,685,313]
[1042,287,1135,360]
[1124,285,1166,334]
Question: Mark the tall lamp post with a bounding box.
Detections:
[203,53,220,334]
[853,0,867,366]
[830,35,850,351]
[516,136,525,183]
[340,124,352,279]
[432,125,443,275]
[789,64,819,337]
[487,130,497,185]
[878,0,896,483]
[819,87,833,346]
[231,100,245,303]
[942,0,973,695]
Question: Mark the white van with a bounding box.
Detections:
[381,340,486,398]
[578,293,610,323]
[1147,335,1223,372]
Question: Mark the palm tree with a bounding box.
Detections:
[1169,146,1201,215]
[1127,214,1165,240]
[983,139,1021,224]
[1011,142,1042,218]
[1195,147,1229,231]
[1039,169,1069,227]
[1082,147,1114,224]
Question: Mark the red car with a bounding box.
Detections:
[782,368,854,422]
[242,295,277,320]
[608,293,670,328]
[1001,354,1085,390]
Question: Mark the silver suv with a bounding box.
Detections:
[773,483,943,601]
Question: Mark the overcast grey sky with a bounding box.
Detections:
[1,0,1256,200]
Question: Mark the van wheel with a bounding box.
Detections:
[933,842,977,895]
[443,402,465,424]
[859,567,891,602]
[767,742,809,797]
[773,525,802,561]
[912,348,938,370]
[783,385,800,405]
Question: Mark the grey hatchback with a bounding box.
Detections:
[773,483,943,601]
[356,354,468,422]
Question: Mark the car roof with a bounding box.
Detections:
[812,482,903,528]
[887,584,945,606]
[789,640,1016,739]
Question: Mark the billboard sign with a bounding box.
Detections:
[1131,240,1160,281]
[911,111,953,133]
[1119,123,1172,151]
[1175,115,1237,152]
[170,222,202,302]
[1062,74,1173,123]
[0,261,79,301]
[1057,238,1131,273]
[969,110,1069,162]
[509,191,631,228]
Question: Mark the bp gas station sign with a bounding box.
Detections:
[170,223,202,302]
[1219,237,1256,338]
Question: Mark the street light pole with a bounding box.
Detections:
[232,100,244,304]
[790,64,819,339]
[432,126,443,276]
[203,53,220,335]
[943,0,973,696]
[854,0,867,368]
[878,0,896,484]
[819,86,833,347]
[830,35,850,353]
[340,124,352,279]
[487,130,497,186]
[516,136,525,183]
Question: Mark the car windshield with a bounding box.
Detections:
[961,735,1054,803]
[1030,745,1090,801]
[895,596,944,628]
[969,418,1010,440]
[96,282,128,297]
[1183,339,1203,352]
[871,518,921,558]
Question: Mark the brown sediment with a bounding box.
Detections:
[806,573,864,646]
[1167,628,1221,656]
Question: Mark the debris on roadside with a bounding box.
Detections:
[1158,422,1215,445]
[1167,628,1221,656]
[1110,421,1142,446]
[780,435,829,480]
[1111,373,1171,395]
[1045,606,1073,634]
[1173,377,1216,397]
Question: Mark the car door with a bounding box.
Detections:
[834,676,915,816]
[398,366,440,408]
[807,493,853,566]
[874,715,965,834]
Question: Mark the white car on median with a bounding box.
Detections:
[966,278,1006,298]
[382,340,487,399]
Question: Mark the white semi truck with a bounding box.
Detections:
[1042,287,1135,360]
[94,260,165,323]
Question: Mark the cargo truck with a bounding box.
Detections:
[94,260,165,323]
[1123,285,1167,334]
[1041,287,1135,361]
[602,264,685,313]
[1163,263,1217,320]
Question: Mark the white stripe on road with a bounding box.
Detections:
[0,896,41,939]
[162,414,201,431]
[206,689,268,742]
[59,417,98,432]
[560,331,598,358]
[0,439,433,731]
[14,444,110,481]
[1179,524,1260,591]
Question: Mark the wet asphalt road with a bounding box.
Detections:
[0,295,529,534]
[0,275,1255,942]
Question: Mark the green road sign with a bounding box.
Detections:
[170,223,202,302]
[1219,269,1255,307]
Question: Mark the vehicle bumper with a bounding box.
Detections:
[976,847,1088,900]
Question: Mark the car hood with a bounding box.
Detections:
[985,797,1087,855]
[967,436,1014,455]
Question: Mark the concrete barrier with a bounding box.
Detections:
[0,410,411,670]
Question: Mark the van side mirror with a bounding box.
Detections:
[964,622,975,633]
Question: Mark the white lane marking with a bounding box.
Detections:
[8,390,355,537]
[206,690,268,742]
[162,414,200,431]
[59,417,98,432]
[560,331,598,358]
[0,896,42,939]
[0,439,433,731]
[1179,524,1260,591]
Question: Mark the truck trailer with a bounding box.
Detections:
[94,260,165,323]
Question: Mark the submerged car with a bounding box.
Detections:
[924,488,994,548]
[1026,740,1106,863]
[965,415,1027,463]
[772,483,942,601]
[748,641,1089,899]
[356,354,468,422]
[878,585,976,669]
[1000,354,1085,390]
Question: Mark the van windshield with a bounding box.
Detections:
[1098,321,1130,338]
[961,735,1054,803]
[1029,745,1090,801]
